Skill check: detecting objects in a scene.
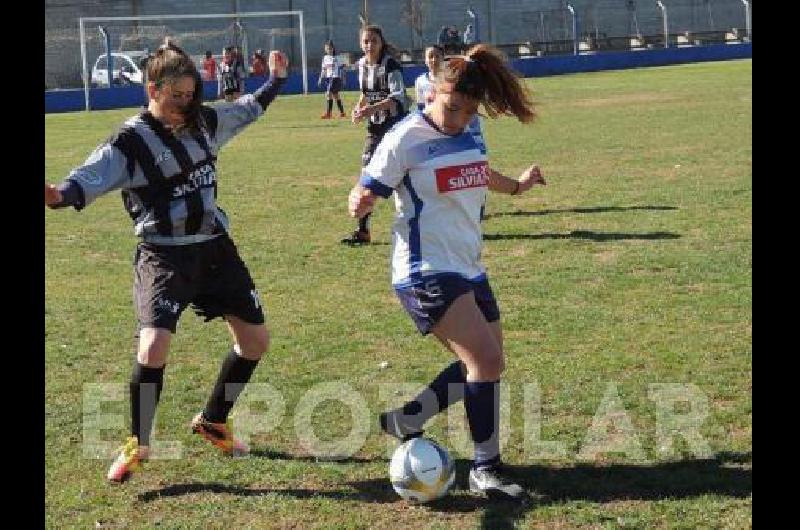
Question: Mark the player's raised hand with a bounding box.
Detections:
[269,50,289,78]
[517,165,546,194]
[348,184,377,218]
[45,183,62,207]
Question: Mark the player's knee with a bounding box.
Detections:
[480,352,505,380]
[137,328,171,368]
[471,345,504,380]
[238,326,269,360]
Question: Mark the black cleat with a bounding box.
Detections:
[340,230,371,245]
[379,409,424,442]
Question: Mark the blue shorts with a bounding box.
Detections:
[394,273,500,335]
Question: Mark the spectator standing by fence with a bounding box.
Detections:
[251,49,267,77]
[202,51,217,82]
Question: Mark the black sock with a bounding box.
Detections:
[464,380,501,469]
[326,99,333,114]
[401,361,466,430]
[336,99,345,113]
[203,349,260,423]
[358,212,371,232]
[130,363,165,446]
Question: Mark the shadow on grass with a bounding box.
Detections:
[248,448,381,464]
[138,452,751,528]
[483,230,681,242]
[483,206,678,220]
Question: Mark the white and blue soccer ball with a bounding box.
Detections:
[389,437,456,503]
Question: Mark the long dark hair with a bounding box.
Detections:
[443,44,535,123]
[361,25,399,61]
[324,39,337,55]
[147,38,204,134]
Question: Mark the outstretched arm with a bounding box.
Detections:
[45,142,132,210]
[488,164,546,195]
[207,51,290,147]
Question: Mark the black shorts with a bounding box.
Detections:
[394,273,500,335]
[133,235,265,333]
[325,77,342,96]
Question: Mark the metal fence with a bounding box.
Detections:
[45,0,752,90]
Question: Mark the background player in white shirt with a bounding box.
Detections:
[348,44,546,502]
[317,40,346,119]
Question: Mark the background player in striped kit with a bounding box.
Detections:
[341,25,409,246]
[45,39,289,483]
[348,44,546,501]
[218,46,246,102]
[318,40,346,119]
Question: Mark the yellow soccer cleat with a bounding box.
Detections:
[191,413,249,456]
[107,436,148,483]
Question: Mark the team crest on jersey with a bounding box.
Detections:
[435,161,489,193]
[427,142,443,155]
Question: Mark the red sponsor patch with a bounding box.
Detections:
[435,161,489,193]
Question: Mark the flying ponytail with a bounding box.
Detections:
[443,44,535,123]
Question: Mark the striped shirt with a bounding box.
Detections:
[58,85,281,245]
[218,59,245,95]
[357,53,408,134]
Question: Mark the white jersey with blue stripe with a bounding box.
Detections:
[414,71,487,155]
[359,112,488,286]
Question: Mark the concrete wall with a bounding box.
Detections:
[45,0,751,89]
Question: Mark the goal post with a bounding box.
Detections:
[79,11,308,111]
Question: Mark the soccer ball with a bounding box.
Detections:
[389,437,456,503]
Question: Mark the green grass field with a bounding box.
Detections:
[45,59,751,529]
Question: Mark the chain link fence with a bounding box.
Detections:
[45,0,751,90]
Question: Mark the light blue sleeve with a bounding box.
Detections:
[208,95,265,148]
[65,143,141,207]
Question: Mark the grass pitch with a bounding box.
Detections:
[45,59,751,529]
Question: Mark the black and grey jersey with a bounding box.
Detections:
[357,53,408,134]
[61,93,267,245]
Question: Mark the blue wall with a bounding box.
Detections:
[44,43,751,114]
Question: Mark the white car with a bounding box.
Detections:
[91,52,148,87]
